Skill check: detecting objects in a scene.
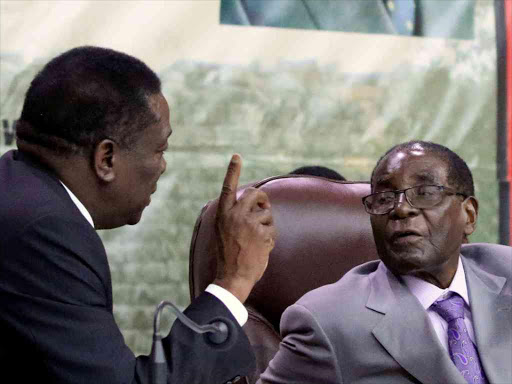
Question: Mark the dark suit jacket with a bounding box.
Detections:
[0,149,254,383]
[259,243,512,384]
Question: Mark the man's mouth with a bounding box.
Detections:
[390,231,422,244]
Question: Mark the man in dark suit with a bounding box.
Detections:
[259,141,511,383]
[0,46,276,383]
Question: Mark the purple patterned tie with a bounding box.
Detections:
[431,294,488,384]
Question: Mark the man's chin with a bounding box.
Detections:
[100,207,145,228]
[118,208,145,227]
[381,246,426,275]
[126,213,143,226]
[99,215,141,229]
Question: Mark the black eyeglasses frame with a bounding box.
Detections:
[362,184,468,215]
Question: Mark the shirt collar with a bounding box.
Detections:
[59,181,95,228]
[401,257,470,310]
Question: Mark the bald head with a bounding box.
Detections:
[371,141,475,198]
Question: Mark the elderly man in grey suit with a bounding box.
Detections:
[259,141,511,384]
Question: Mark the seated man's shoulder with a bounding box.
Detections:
[296,259,381,313]
[461,242,512,278]
[279,260,383,343]
[1,151,77,229]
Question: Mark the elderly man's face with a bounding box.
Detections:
[370,148,474,286]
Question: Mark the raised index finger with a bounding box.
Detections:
[218,154,242,213]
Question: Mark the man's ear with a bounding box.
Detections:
[462,196,479,237]
[93,139,117,182]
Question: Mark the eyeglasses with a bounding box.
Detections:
[362,185,467,215]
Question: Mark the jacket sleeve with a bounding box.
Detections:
[257,303,342,384]
[0,213,254,384]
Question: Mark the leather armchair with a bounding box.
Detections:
[189,175,379,383]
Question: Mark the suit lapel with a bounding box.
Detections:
[368,264,466,384]
[463,257,511,384]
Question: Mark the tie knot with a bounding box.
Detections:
[431,294,465,323]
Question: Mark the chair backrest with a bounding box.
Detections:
[189,175,379,382]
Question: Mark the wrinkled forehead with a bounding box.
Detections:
[373,148,450,190]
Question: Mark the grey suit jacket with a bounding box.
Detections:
[221,0,475,40]
[259,243,512,384]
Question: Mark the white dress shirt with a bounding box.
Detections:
[59,181,248,326]
[401,257,476,352]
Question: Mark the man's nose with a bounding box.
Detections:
[390,192,419,219]
[161,157,167,175]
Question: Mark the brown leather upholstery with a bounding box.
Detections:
[189,175,379,383]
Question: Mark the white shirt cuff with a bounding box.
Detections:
[205,284,248,326]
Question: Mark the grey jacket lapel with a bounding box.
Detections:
[368,264,466,384]
[463,256,511,384]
